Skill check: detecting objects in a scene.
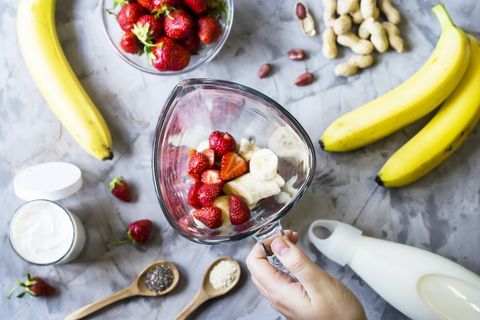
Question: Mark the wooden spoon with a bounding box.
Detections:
[65,260,179,320]
[175,256,241,320]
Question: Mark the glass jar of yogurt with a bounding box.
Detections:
[9,199,86,265]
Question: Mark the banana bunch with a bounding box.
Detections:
[17,0,113,161]
[320,4,480,188]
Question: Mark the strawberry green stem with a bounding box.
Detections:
[6,284,21,299]
[105,239,129,250]
[6,275,36,299]
[105,9,118,17]
[432,3,456,31]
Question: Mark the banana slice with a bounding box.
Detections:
[197,140,210,152]
[269,174,285,188]
[237,139,259,161]
[223,176,257,206]
[268,127,306,164]
[224,173,282,206]
[250,149,278,181]
[283,175,298,196]
[275,191,292,204]
[213,196,231,227]
[251,179,281,201]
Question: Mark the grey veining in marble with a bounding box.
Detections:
[1,0,480,319]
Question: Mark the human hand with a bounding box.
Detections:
[246,231,366,320]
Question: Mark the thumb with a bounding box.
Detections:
[271,237,327,293]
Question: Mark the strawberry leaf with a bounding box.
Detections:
[113,0,128,9]
[146,48,157,65]
[207,0,227,20]
[132,24,162,48]
[152,3,171,16]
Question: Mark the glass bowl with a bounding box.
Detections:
[152,79,316,244]
[100,0,234,75]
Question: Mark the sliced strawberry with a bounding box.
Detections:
[201,169,223,185]
[188,151,210,179]
[229,195,250,225]
[187,181,203,208]
[202,148,215,166]
[221,152,248,181]
[193,207,222,228]
[197,183,223,207]
[208,131,236,157]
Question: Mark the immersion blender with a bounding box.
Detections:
[308,220,480,320]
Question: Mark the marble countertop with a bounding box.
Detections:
[1,0,480,319]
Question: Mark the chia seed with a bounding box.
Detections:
[144,264,174,293]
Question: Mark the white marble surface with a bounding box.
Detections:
[1,0,480,319]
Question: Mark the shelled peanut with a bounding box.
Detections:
[320,0,406,77]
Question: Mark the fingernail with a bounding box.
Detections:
[271,238,290,256]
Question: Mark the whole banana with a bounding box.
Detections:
[377,35,480,188]
[17,0,113,160]
[320,4,470,152]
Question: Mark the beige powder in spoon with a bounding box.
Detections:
[209,260,238,290]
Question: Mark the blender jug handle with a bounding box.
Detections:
[253,221,297,279]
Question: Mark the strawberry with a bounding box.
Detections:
[117,2,146,31]
[187,181,203,208]
[221,152,248,181]
[197,183,223,207]
[127,219,153,243]
[183,0,207,15]
[136,14,164,40]
[106,219,153,249]
[208,131,236,157]
[229,195,250,225]
[151,37,191,71]
[201,169,224,185]
[7,273,56,299]
[120,31,142,54]
[164,9,195,40]
[182,33,201,54]
[188,150,210,179]
[193,207,222,228]
[108,177,132,202]
[202,148,215,166]
[137,0,155,11]
[198,16,222,45]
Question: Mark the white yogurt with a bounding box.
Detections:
[10,200,86,265]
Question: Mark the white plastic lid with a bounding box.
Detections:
[13,162,82,201]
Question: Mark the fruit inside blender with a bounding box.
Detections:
[154,80,315,241]
[185,129,304,232]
